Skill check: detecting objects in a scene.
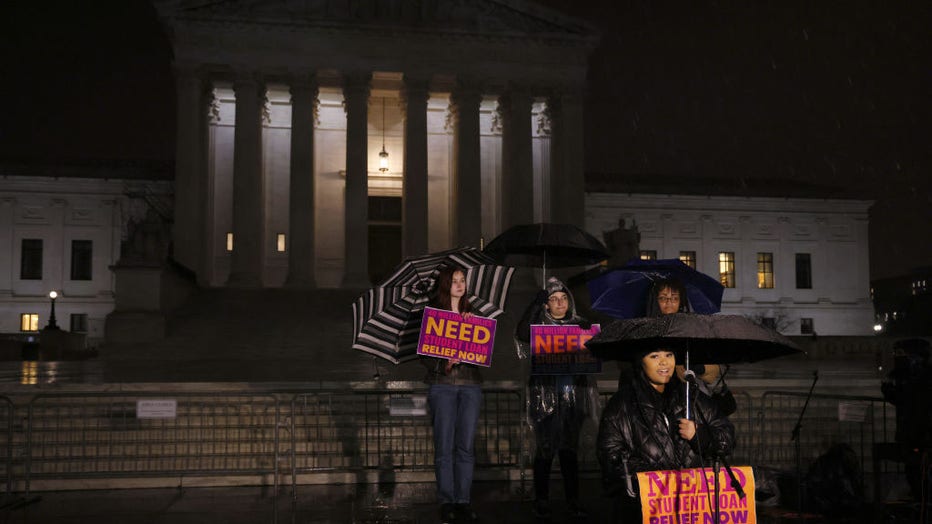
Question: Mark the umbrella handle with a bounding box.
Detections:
[684,350,691,420]
[542,251,547,288]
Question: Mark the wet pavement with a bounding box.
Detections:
[1,478,897,524]
[0,479,602,524]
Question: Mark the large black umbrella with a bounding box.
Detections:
[483,223,608,286]
[585,312,803,364]
[587,312,803,422]
[352,247,515,364]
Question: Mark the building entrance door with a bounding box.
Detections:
[368,196,402,283]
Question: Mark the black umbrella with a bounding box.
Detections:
[585,312,803,364]
[483,223,608,287]
[587,312,803,423]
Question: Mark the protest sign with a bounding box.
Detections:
[416,306,496,367]
[637,466,757,524]
[530,324,602,374]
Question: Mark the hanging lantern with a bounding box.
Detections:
[379,98,389,173]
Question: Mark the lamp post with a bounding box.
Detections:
[45,290,60,330]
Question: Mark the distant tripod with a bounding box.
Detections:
[791,371,818,522]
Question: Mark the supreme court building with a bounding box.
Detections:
[154,0,598,288]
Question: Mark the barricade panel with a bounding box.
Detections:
[758,391,897,502]
[288,387,523,487]
[0,396,13,494]
[25,393,280,489]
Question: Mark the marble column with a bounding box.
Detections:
[401,75,430,258]
[450,81,483,248]
[548,90,586,227]
[227,73,266,287]
[499,88,534,229]
[341,72,372,288]
[173,65,206,277]
[285,74,319,288]
[199,83,216,286]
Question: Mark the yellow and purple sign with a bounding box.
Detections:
[530,324,602,374]
[417,306,497,367]
[636,467,757,524]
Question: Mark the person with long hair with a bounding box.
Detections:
[421,265,481,523]
[597,348,735,522]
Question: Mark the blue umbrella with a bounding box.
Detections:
[587,258,724,319]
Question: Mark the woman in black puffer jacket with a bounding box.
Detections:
[597,348,735,522]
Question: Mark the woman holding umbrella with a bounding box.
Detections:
[421,265,482,524]
[597,347,736,522]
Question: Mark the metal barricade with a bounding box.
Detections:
[730,390,754,466]
[288,386,523,493]
[25,392,280,494]
[0,396,13,495]
[757,391,895,501]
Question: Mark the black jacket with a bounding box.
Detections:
[597,372,735,498]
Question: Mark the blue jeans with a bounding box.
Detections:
[428,384,482,504]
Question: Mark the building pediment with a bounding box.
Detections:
[153,0,597,44]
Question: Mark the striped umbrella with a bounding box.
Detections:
[352,247,515,364]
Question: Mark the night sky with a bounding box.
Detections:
[1,0,929,280]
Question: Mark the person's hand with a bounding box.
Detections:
[462,312,472,320]
[445,358,460,374]
[678,418,697,441]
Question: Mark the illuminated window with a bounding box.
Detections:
[20,239,43,280]
[800,317,814,334]
[20,313,39,332]
[70,313,88,333]
[718,252,735,288]
[757,252,774,289]
[277,234,286,253]
[226,233,233,252]
[71,240,93,280]
[795,253,812,289]
[639,250,657,260]
[679,251,696,269]
[913,279,929,295]
[21,360,38,385]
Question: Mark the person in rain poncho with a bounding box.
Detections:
[516,276,600,520]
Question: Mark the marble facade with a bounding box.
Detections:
[155,0,598,288]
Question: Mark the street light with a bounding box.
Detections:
[45,290,60,330]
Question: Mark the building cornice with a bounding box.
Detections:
[0,159,173,181]
[154,0,599,47]
[586,192,874,215]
